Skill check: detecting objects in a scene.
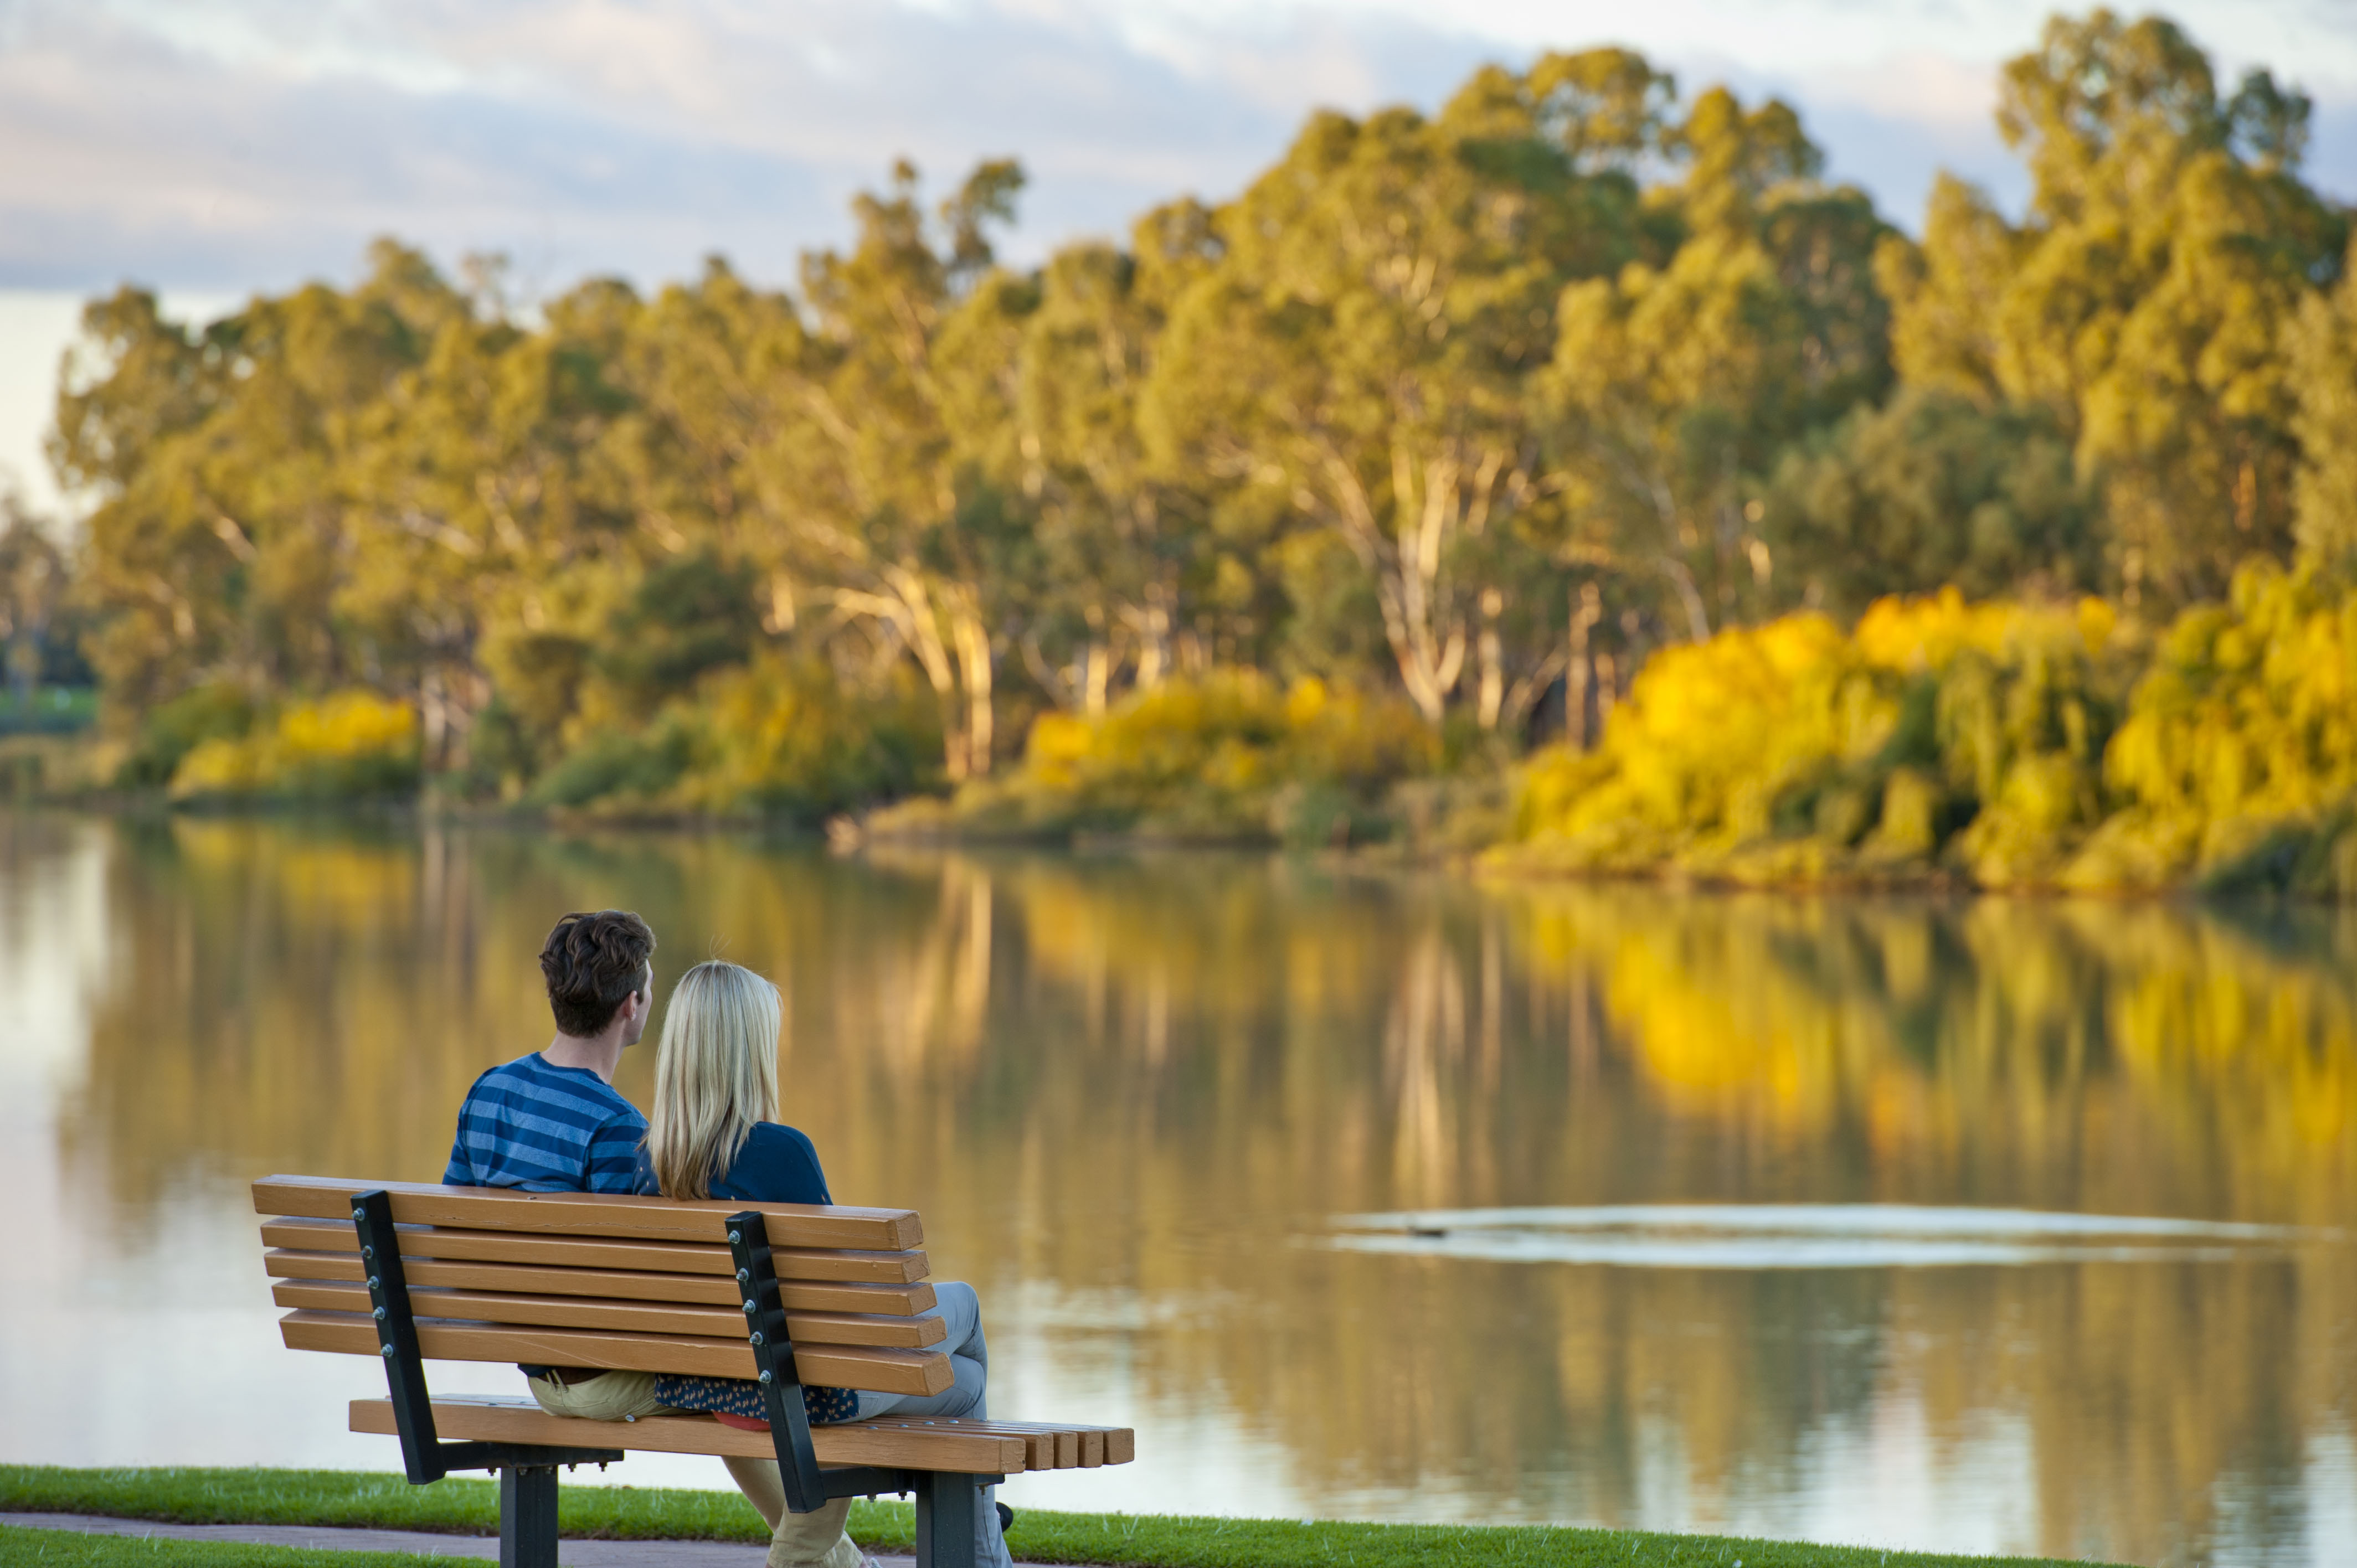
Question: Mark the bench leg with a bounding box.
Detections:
[499,1464,560,1568]
[911,1471,984,1568]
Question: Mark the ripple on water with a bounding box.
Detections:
[1324,1203,2334,1268]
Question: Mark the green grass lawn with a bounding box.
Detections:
[0,1467,2126,1567]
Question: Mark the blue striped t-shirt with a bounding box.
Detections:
[442,1053,646,1194]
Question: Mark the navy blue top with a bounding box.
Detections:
[634,1122,858,1425]
[631,1122,831,1204]
[444,1054,646,1193]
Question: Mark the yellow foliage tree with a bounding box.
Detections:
[170,690,420,801]
[1506,589,2123,885]
[2067,563,2357,891]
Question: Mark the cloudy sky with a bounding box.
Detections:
[1,0,2352,508]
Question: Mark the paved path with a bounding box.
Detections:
[0,1512,976,1565]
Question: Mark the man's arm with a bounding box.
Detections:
[442,1082,482,1186]
[583,1112,648,1195]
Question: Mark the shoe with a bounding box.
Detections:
[996,1501,1015,1533]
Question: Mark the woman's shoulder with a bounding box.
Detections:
[743,1121,821,1160]
[715,1121,830,1205]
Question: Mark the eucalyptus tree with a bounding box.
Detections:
[1146,50,1665,727]
[1877,9,2346,605]
[1543,87,1893,642]
[731,159,1031,780]
[1760,388,2101,615]
[987,231,1228,715]
[47,287,218,704]
[0,500,69,707]
[2288,238,2357,571]
[53,242,467,709]
[337,272,657,767]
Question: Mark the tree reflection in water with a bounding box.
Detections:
[18,816,2355,1566]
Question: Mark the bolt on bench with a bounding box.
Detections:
[254,1176,1133,1568]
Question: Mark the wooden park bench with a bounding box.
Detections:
[254,1175,1133,1568]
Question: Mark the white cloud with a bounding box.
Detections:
[1815,51,2001,137]
[0,0,2346,300]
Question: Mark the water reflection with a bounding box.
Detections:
[1,814,2351,1566]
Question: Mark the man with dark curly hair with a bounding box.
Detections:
[443,909,666,1423]
[445,909,657,1192]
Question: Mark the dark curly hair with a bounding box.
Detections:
[540,910,656,1038]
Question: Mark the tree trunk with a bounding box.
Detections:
[1316,441,1520,725]
[1133,597,1169,690]
[837,570,970,780]
[1567,582,1600,750]
[1084,641,1110,716]
[420,666,448,773]
[1475,587,1504,731]
[1660,555,1712,643]
[951,598,994,777]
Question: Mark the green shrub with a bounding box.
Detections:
[117,682,258,788]
[529,654,941,824]
[525,722,694,810]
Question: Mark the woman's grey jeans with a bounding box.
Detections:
[853,1281,1013,1568]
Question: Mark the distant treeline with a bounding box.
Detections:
[9,9,2357,881]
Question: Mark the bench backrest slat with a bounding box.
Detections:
[255,1175,922,1250]
[270,1280,948,1349]
[262,1248,938,1316]
[256,1174,951,1396]
[258,1218,929,1283]
[279,1309,951,1395]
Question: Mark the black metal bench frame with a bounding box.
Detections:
[349,1189,1001,1568]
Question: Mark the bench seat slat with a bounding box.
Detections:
[271,1280,947,1348]
[846,1418,1135,1469]
[346,1397,1134,1472]
[259,1219,928,1285]
[349,1397,1032,1474]
[264,1249,938,1316]
[279,1309,953,1395]
[254,1176,922,1251]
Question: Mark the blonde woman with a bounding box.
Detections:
[635,960,1013,1568]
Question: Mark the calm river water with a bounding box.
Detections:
[1,813,2351,1565]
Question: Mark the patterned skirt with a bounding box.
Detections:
[652,1375,861,1426]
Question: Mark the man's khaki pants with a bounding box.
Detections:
[525,1371,864,1568]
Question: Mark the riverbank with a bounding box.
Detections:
[0,1468,2121,1567]
[30,570,2357,902]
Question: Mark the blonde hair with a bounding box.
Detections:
[646,960,782,1200]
